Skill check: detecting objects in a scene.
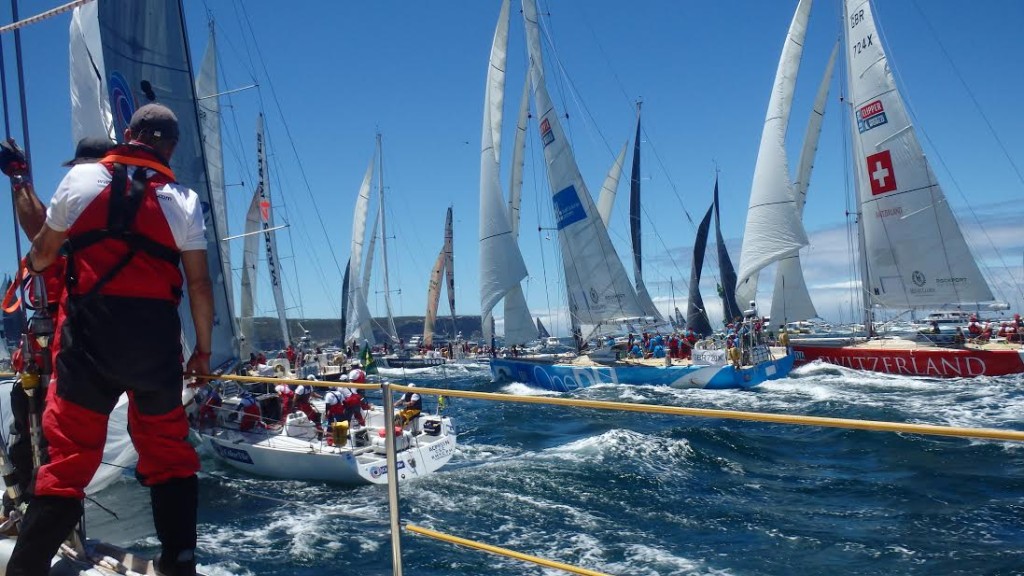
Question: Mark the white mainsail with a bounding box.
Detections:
[769,41,838,325]
[239,190,260,359]
[735,0,813,306]
[479,0,529,334]
[346,153,376,346]
[196,21,234,323]
[376,134,399,343]
[255,114,291,346]
[597,140,629,228]
[523,0,644,326]
[843,0,992,308]
[508,76,531,239]
[423,249,446,347]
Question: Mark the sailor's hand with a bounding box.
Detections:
[0,139,27,177]
[186,350,211,386]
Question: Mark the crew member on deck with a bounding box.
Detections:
[0,136,112,524]
[9,104,208,576]
[394,383,422,427]
[294,378,323,432]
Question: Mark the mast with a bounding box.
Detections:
[377,132,399,343]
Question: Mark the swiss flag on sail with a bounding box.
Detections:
[866,150,897,195]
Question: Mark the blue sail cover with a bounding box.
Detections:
[686,200,715,337]
[93,0,239,370]
[714,181,743,325]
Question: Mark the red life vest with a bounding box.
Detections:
[62,146,183,303]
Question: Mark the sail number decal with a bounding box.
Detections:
[552,185,587,230]
[850,9,864,29]
[851,33,874,57]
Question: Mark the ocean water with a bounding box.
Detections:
[79,361,1024,575]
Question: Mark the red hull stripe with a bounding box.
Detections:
[792,345,1024,378]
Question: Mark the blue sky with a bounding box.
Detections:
[0,0,1021,336]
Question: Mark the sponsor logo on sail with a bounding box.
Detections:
[108,71,137,137]
[540,118,555,147]
[866,150,897,195]
[552,185,586,230]
[911,271,926,287]
[857,99,888,133]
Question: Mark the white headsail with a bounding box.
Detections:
[509,76,531,239]
[255,115,291,347]
[423,248,446,347]
[479,0,530,333]
[523,0,644,325]
[770,41,838,325]
[597,140,628,228]
[196,21,234,324]
[735,0,813,306]
[239,190,260,359]
[376,134,399,343]
[843,0,992,308]
[346,152,376,345]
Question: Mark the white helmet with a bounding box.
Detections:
[407,383,416,388]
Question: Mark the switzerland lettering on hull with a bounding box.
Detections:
[794,347,1024,378]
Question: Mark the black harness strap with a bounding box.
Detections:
[64,164,182,299]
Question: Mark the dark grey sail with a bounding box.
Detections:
[714,180,743,325]
[536,317,551,339]
[686,200,715,337]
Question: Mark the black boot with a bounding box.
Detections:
[150,475,198,576]
[7,495,83,576]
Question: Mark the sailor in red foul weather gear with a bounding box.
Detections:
[9,104,210,576]
[294,381,323,432]
[275,383,295,421]
[237,392,264,432]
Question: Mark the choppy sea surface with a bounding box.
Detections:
[77,361,1023,575]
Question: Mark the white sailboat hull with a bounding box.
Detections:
[200,410,456,485]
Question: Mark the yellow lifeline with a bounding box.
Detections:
[405,524,610,576]
[194,372,1024,444]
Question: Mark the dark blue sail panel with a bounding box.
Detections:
[536,317,550,339]
[96,0,239,370]
[629,113,642,280]
[340,257,351,342]
[686,201,714,337]
[714,180,743,325]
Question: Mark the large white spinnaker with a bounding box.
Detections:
[523,0,644,325]
[843,0,992,308]
[239,190,260,359]
[480,0,529,337]
[69,0,240,493]
[255,115,291,347]
[346,152,376,346]
[770,41,837,325]
[597,140,628,228]
[735,0,813,306]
